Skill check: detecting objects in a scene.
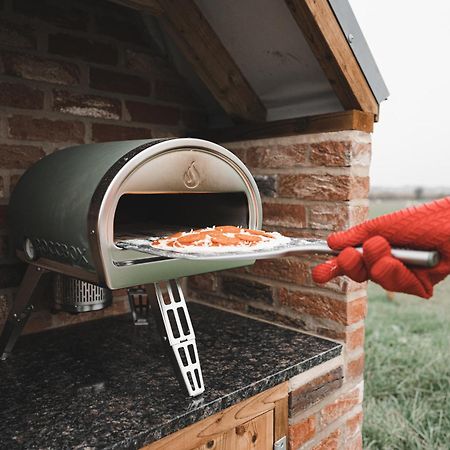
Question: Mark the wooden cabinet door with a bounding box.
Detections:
[142,383,288,450]
[193,410,274,450]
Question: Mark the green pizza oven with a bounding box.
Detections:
[9,138,262,289]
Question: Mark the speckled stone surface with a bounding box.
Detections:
[0,302,342,450]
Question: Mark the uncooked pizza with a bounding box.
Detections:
[151,226,290,254]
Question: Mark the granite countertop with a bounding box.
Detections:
[0,302,342,450]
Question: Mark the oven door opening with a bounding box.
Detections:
[113,192,249,242]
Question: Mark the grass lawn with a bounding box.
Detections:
[363,200,450,449]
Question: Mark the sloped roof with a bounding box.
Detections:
[115,0,388,125]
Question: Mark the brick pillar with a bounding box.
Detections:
[187,130,371,449]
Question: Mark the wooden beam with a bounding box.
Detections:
[194,110,374,143]
[285,0,379,117]
[157,0,266,123]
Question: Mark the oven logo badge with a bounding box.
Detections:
[183,161,201,189]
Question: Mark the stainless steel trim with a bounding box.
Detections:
[274,436,287,450]
[92,138,262,289]
[328,0,389,103]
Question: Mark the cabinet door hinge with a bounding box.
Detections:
[274,436,287,450]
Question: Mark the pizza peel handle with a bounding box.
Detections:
[116,238,439,267]
[298,239,439,268]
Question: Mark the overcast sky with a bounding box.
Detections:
[348,0,450,188]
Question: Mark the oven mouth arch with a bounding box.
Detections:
[88,138,262,288]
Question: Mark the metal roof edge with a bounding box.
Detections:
[328,0,389,103]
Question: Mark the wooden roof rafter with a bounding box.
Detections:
[113,0,267,123]
[285,0,379,118]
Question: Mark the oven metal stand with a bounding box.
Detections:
[145,280,204,397]
[0,265,50,360]
[127,287,150,325]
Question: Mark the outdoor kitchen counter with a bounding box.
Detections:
[0,302,342,450]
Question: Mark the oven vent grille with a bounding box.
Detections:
[53,275,112,313]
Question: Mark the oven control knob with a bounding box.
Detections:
[24,238,37,261]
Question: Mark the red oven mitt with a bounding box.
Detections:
[312,197,450,298]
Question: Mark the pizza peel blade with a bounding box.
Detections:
[115,237,438,267]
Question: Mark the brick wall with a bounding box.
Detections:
[187,131,371,449]
[0,0,205,331]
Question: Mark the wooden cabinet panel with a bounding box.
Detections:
[142,382,288,450]
[193,411,273,450]
[234,410,273,450]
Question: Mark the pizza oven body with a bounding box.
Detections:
[9,138,262,289]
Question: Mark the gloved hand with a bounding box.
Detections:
[312,197,450,298]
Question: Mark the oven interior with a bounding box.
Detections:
[114,192,249,241]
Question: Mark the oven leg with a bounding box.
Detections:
[127,287,150,325]
[145,280,205,397]
[0,265,50,360]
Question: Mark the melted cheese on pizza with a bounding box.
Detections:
[151,226,290,253]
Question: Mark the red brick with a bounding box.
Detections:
[315,324,346,342]
[346,327,365,351]
[352,143,371,167]
[0,18,36,49]
[125,49,172,76]
[279,289,367,325]
[91,123,151,142]
[49,34,118,65]
[227,147,246,163]
[263,202,306,228]
[249,257,309,284]
[155,78,200,106]
[0,176,4,199]
[94,12,147,46]
[247,143,308,169]
[290,367,344,415]
[0,144,45,169]
[289,416,316,449]
[347,353,365,380]
[310,141,371,168]
[346,411,363,439]
[313,429,341,450]
[221,276,274,305]
[345,433,363,450]
[279,174,369,201]
[308,204,349,231]
[347,297,367,324]
[8,115,84,143]
[187,273,218,292]
[349,205,368,226]
[90,68,150,97]
[53,90,121,120]
[13,0,89,30]
[126,101,179,125]
[310,141,352,167]
[320,386,361,427]
[0,82,44,110]
[308,203,368,231]
[2,51,80,85]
